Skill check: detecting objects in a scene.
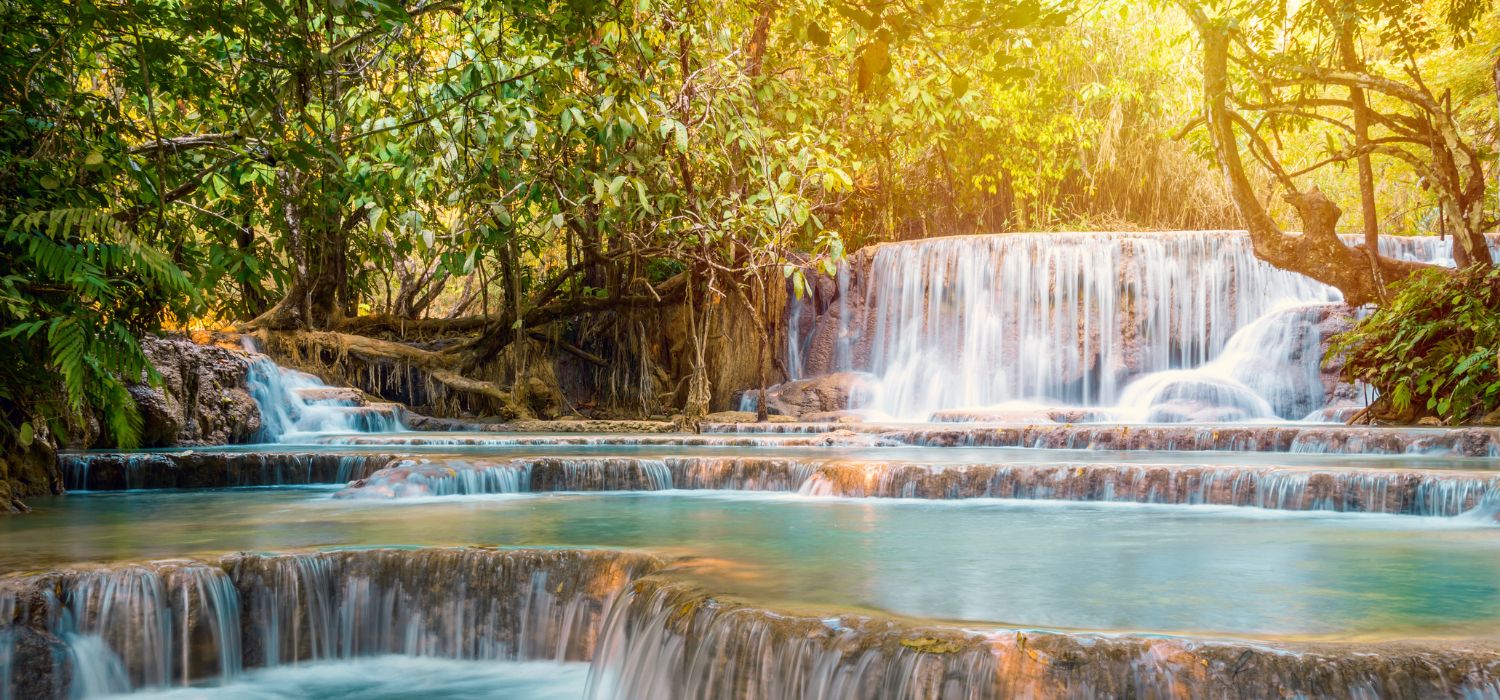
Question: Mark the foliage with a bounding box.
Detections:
[1175,0,1497,257]
[1,0,206,446]
[3,0,1495,430]
[1331,267,1500,424]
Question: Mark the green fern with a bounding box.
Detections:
[3,208,197,447]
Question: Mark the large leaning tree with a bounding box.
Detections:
[1176,0,1495,307]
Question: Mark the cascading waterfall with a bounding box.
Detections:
[339,456,818,498]
[0,593,14,700]
[1113,302,1330,422]
[793,232,1472,421]
[240,338,404,442]
[329,453,1500,517]
[37,563,244,697]
[586,578,999,700]
[794,461,1500,516]
[6,548,1500,699]
[1,548,659,698]
[58,452,395,491]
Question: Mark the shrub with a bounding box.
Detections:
[1330,266,1500,425]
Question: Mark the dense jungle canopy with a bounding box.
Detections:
[2,0,1499,447]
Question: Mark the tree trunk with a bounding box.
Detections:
[744,0,775,78]
[1339,16,1385,300]
[755,273,770,423]
[245,171,348,330]
[1194,20,1428,306]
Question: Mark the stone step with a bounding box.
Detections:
[291,387,367,406]
[58,452,397,490]
[6,547,1499,699]
[703,421,1500,456]
[331,454,1500,517]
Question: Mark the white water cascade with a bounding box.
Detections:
[791,231,1471,422]
[241,339,405,442]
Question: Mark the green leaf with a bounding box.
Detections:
[18,421,34,447]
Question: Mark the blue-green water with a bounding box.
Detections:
[6,486,1499,640]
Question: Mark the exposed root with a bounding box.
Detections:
[251,329,530,419]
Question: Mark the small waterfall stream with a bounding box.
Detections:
[240,339,404,442]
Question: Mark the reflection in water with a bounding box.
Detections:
[5,489,1499,640]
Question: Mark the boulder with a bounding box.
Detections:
[799,410,867,424]
[0,432,60,514]
[293,387,368,406]
[739,372,878,418]
[115,334,262,447]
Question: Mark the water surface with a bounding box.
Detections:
[6,487,1498,641]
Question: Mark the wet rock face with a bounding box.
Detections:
[988,632,1500,699]
[117,335,262,448]
[589,576,1000,700]
[3,626,70,698]
[1311,303,1363,409]
[0,435,60,514]
[790,248,878,378]
[58,452,395,491]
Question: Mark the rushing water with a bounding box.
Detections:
[5,488,1499,640]
[240,339,405,442]
[115,656,589,700]
[788,232,1480,421]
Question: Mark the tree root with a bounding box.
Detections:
[251,329,529,419]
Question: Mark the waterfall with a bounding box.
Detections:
[586,578,999,700]
[795,460,1500,515]
[798,231,1468,421]
[1,549,659,698]
[58,452,397,491]
[7,548,1500,699]
[240,338,404,442]
[0,593,13,700]
[1113,303,1329,422]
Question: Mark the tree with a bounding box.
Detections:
[1176,0,1495,306]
